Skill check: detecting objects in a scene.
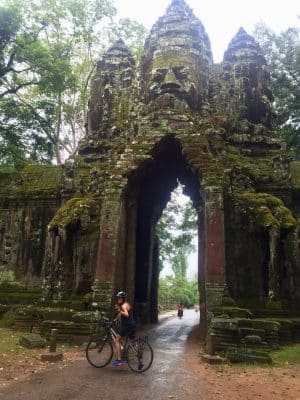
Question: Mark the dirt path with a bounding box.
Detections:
[183,322,300,400]
[0,310,300,400]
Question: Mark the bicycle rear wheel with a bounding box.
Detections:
[126,337,153,373]
[86,336,113,368]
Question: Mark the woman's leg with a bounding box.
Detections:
[115,334,122,360]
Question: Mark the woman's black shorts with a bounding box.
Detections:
[120,323,136,338]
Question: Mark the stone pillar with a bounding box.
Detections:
[124,196,137,303]
[93,189,125,312]
[198,203,207,340]
[150,236,159,323]
[204,187,227,309]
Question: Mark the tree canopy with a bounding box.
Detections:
[254,22,300,158]
[0,0,147,168]
[155,184,197,278]
[158,275,198,308]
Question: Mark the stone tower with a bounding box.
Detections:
[1,0,300,350]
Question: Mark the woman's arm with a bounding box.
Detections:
[119,303,129,318]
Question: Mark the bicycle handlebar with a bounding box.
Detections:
[98,317,114,327]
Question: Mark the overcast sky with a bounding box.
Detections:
[114,0,299,62]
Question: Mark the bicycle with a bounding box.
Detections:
[86,317,154,373]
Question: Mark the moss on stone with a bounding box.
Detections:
[290,161,300,189]
[23,164,61,193]
[112,87,134,131]
[211,306,253,318]
[151,54,198,70]
[237,192,297,229]
[3,164,63,199]
[0,283,42,305]
[48,196,98,230]
[0,171,18,192]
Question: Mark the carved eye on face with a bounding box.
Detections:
[151,68,168,82]
[173,67,189,80]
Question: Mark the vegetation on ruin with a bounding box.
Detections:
[48,196,98,229]
[0,267,14,285]
[237,192,297,229]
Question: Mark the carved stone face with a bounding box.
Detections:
[145,54,202,110]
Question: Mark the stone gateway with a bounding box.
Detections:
[1,0,300,356]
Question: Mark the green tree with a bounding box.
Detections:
[254,22,300,158]
[0,0,147,167]
[155,184,197,278]
[158,275,198,308]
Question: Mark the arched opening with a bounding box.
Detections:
[124,136,206,332]
[156,184,199,316]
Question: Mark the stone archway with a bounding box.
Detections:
[125,137,203,325]
[91,135,228,338]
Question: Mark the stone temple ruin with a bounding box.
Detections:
[1,0,300,360]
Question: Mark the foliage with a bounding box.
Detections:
[0,0,147,167]
[254,22,300,158]
[0,266,15,284]
[155,184,197,277]
[158,275,198,308]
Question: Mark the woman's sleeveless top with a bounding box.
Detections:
[121,308,135,329]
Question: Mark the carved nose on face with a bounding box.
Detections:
[161,69,181,90]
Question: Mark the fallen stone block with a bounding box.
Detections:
[19,334,46,349]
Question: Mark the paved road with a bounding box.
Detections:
[0,310,205,400]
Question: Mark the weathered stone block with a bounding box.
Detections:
[20,334,46,349]
[243,335,263,344]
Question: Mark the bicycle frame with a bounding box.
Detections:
[105,323,143,358]
[86,318,153,372]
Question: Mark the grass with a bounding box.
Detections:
[210,344,300,370]
[271,344,300,366]
[0,328,65,358]
[0,329,24,353]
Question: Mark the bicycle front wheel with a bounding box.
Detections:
[86,336,113,368]
[126,337,153,373]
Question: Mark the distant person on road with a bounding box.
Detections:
[177,302,184,318]
[112,291,136,367]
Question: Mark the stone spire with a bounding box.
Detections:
[168,0,192,11]
[224,27,265,64]
[96,38,135,72]
[147,0,212,60]
[222,28,273,128]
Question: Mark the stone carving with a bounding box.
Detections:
[0,0,300,351]
[222,27,273,129]
[82,38,136,158]
[140,0,212,112]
